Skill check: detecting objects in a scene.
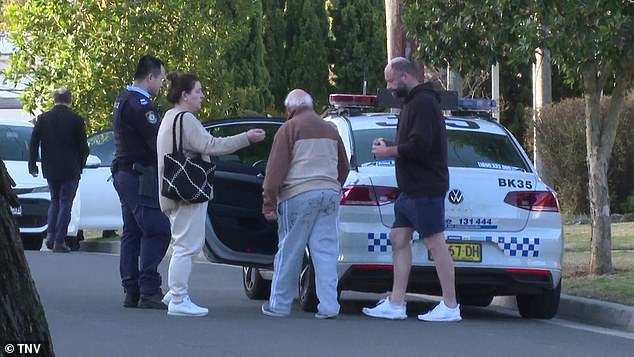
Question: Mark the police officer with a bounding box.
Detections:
[112,55,170,309]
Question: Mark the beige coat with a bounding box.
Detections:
[157,108,250,213]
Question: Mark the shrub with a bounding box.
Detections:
[527,96,634,216]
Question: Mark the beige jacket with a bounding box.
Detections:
[262,107,349,216]
[157,108,250,213]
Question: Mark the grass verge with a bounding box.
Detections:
[563,222,634,305]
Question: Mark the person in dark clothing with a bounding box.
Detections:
[362,57,461,322]
[112,55,170,310]
[28,88,88,253]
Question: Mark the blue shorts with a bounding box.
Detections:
[392,193,445,238]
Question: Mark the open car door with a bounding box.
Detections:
[202,119,283,268]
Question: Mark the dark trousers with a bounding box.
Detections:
[114,171,171,296]
[47,178,80,245]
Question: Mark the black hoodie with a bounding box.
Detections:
[394,82,449,197]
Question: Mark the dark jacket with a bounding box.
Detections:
[394,83,449,197]
[28,105,89,180]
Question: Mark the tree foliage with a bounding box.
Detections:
[329,0,387,95]
[4,0,263,132]
[401,0,634,274]
[262,0,287,112]
[285,0,330,110]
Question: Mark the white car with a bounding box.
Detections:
[199,95,563,320]
[0,118,97,250]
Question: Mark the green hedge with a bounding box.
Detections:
[529,96,634,216]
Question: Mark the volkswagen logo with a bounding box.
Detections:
[448,189,464,205]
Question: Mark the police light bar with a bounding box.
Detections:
[329,94,377,108]
[457,98,497,110]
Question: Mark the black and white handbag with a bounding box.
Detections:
[161,111,215,203]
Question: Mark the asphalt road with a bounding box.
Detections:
[22,251,634,357]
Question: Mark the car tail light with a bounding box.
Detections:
[503,191,560,212]
[340,185,399,206]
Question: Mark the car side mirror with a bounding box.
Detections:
[85,154,102,169]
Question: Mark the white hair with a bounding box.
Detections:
[284,91,313,109]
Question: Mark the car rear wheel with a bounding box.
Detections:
[242,266,270,300]
[21,234,44,251]
[459,295,494,307]
[516,282,561,319]
[299,259,318,312]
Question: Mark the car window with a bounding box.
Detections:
[351,128,396,165]
[0,125,33,161]
[207,123,280,167]
[87,131,115,167]
[447,130,528,171]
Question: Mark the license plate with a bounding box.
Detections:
[428,242,481,262]
[11,206,22,216]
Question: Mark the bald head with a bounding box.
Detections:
[284,89,313,110]
[384,57,422,98]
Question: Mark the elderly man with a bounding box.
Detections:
[261,89,350,319]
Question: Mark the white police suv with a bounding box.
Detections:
[199,94,563,320]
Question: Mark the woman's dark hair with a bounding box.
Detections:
[165,72,199,104]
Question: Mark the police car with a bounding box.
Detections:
[200,94,563,320]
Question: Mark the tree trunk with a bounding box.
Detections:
[0,158,55,356]
[385,0,405,61]
[583,59,634,275]
[532,48,552,186]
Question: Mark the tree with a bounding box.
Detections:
[3,1,251,132]
[0,158,55,356]
[262,0,287,112]
[402,0,634,274]
[329,0,387,95]
[219,0,272,115]
[285,0,330,109]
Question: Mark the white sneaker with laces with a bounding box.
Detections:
[417,300,461,322]
[168,296,209,317]
[362,297,407,320]
[162,291,172,305]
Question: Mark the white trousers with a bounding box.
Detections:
[167,201,208,303]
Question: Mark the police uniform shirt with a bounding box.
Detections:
[113,85,161,169]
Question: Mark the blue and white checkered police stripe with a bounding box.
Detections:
[486,236,540,257]
[368,233,391,252]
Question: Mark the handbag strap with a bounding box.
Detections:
[171,111,189,154]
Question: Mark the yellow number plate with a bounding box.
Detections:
[428,242,481,262]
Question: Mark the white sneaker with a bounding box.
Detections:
[161,291,172,305]
[417,301,461,322]
[362,297,407,320]
[168,296,208,317]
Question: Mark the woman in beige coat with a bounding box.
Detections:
[157,72,265,317]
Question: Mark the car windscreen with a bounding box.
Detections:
[0,125,33,161]
[353,127,529,172]
[87,131,115,166]
[447,130,528,172]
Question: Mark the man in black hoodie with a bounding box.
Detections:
[362,57,461,322]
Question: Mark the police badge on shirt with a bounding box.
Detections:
[145,111,158,124]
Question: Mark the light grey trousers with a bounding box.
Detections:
[268,189,341,315]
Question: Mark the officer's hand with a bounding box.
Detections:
[30,167,38,178]
[263,210,277,222]
[247,129,266,143]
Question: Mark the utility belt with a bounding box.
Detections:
[112,159,157,197]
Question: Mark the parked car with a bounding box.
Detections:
[78,100,563,319]
[0,118,95,250]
